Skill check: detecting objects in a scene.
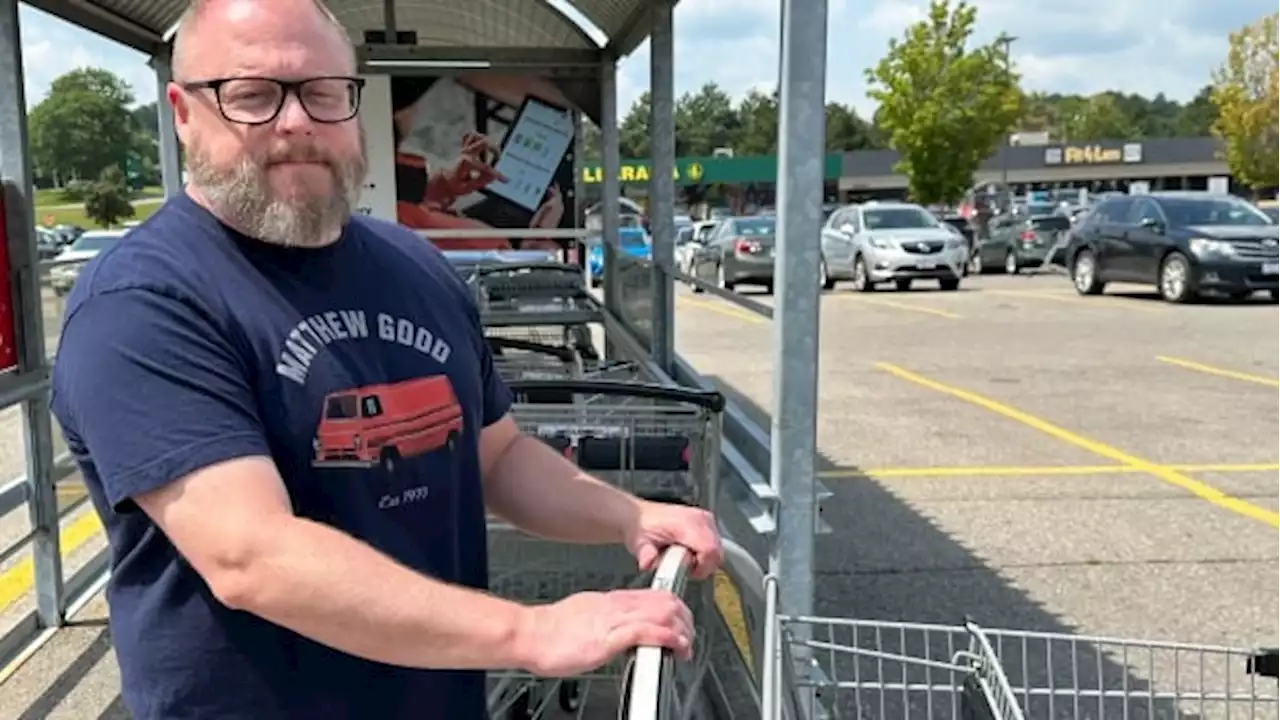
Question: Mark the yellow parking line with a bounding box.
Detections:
[985,289,1165,312]
[821,462,1280,479]
[1155,356,1280,388]
[842,296,962,319]
[713,571,754,673]
[875,362,1280,527]
[0,508,104,611]
[677,295,767,324]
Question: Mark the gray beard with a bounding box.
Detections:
[187,140,368,248]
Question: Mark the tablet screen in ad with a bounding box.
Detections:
[486,99,575,213]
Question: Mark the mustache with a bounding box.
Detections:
[263,144,335,166]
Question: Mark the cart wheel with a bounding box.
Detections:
[557,680,583,712]
[508,688,535,720]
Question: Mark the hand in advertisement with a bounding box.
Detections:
[529,184,564,229]
[440,131,507,198]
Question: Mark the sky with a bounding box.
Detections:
[13,0,1275,119]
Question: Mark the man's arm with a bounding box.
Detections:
[134,454,534,670]
[479,416,642,544]
[51,288,540,671]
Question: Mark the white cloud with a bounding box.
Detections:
[17,4,156,109]
[613,0,1273,119]
[12,0,1272,125]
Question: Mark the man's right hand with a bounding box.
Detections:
[514,589,694,677]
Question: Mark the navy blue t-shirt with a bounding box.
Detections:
[49,192,513,719]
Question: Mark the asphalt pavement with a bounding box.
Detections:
[677,271,1278,718]
[1,270,1276,719]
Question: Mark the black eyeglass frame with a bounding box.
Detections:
[179,75,367,126]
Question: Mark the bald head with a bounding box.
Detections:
[166,0,368,249]
[171,0,355,81]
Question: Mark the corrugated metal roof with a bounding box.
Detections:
[25,0,659,55]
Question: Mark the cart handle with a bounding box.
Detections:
[507,380,726,412]
[486,336,578,362]
[622,537,762,720]
[472,261,582,276]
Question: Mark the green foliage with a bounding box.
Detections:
[1019,89,1213,140]
[27,68,138,184]
[605,84,880,159]
[1211,12,1279,194]
[864,0,1022,205]
[83,165,136,229]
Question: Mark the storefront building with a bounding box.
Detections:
[837,136,1265,201]
[577,136,1269,216]
[578,154,844,212]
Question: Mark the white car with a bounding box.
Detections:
[819,201,968,291]
[675,220,718,276]
[49,229,127,296]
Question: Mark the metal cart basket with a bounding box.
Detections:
[488,336,648,389]
[467,260,600,359]
[761,575,1280,720]
[485,381,727,720]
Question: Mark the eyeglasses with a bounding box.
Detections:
[180,76,366,125]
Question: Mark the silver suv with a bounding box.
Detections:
[820,201,967,291]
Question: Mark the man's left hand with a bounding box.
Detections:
[623,501,723,581]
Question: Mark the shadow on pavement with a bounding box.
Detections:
[704,376,1264,720]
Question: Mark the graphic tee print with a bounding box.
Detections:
[49,192,512,720]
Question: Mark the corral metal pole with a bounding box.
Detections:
[599,58,622,359]
[0,0,63,626]
[770,0,827,622]
[647,0,676,373]
[150,50,183,198]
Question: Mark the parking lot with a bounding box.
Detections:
[0,269,1276,718]
[675,271,1278,683]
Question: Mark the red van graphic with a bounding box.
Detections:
[312,376,464,473]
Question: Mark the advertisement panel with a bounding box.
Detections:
[0,188,21,373]
[366,74,582,252]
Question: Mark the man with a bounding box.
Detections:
[48,1,722,718]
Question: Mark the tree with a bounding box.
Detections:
[825,103,876,152]
[27,68,137,183]
[735,88,779,155]
[1174,86,1217,137]
[1211,12,1279,195]
[618,91,651,158]
[84,165,135,228]
[864,0,1021,204]
[673,82,740,156]
[1059,93,1138,141]
[580,119,602,160]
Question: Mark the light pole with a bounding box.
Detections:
[995,32,1017,209]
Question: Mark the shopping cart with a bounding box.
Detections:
[760,573,1280,720]
[487,337,648,392]
[467,260,601,360]
[484,381,727,720]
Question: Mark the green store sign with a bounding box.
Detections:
[580,154,844,186]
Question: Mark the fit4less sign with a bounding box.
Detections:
[580,161,706,184]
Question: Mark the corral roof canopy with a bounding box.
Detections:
[22,0,662,60]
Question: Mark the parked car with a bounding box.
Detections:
[970,211,1072,274]
[586,227,650,287]
[1257,199,1278,224]
[674,220,718,277]
[819,201,967,292]
[689,216,777,292]
[1065,192,1279,303]
[49,229,127,296]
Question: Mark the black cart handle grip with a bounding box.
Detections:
[507,380,726,412]
[474,261,582,275]
[487,336,578,361]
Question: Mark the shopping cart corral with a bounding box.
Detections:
[761,573,1280,720]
